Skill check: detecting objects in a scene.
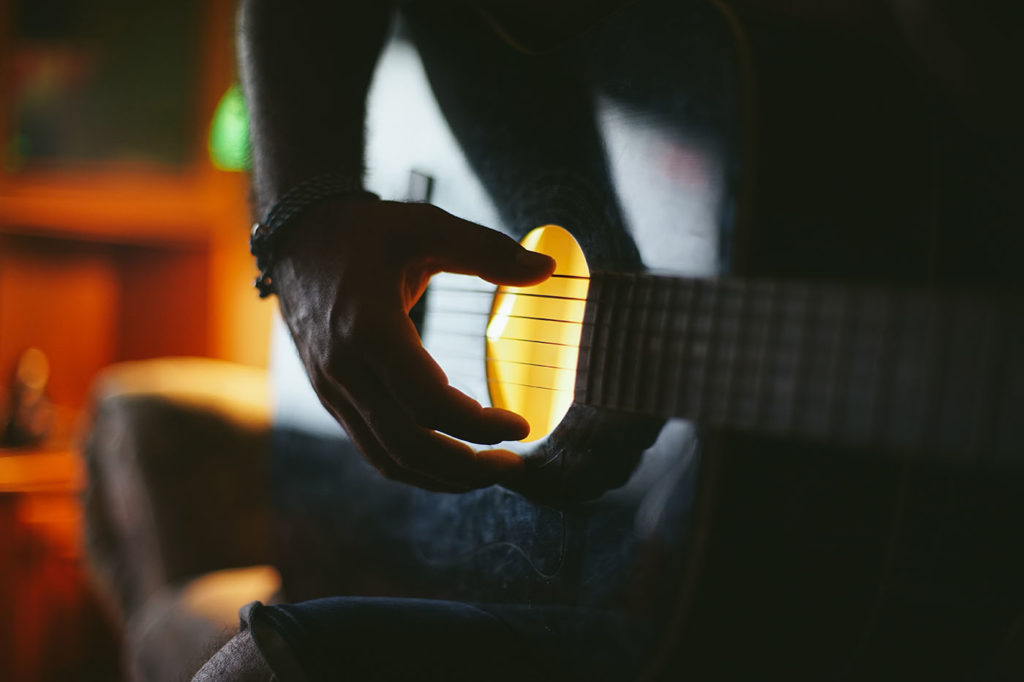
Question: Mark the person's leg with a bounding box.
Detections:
[195,596,640,681]
[243,597,555,681]
[192,630,275,682]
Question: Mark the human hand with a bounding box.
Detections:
[272,198,556,493]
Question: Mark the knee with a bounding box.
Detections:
[192,630,275,682]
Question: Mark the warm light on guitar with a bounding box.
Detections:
[486,225,590,441]
[480,223,1024,459]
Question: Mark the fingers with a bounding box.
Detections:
[282,201,546,492]
[368,310,529,444]
[313,378,470,493]
[324,364,524,491]
[418,208,556,285]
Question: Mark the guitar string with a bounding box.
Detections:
[427,321,753,355]
[431,352,575,372]
[433,332,893,396]
[429,326,680,393]
[430,308,584,326]
[423,279,867,394]
[424,282,1013,434]
[430,329,583,349]
[427,285,589,303]
[484,378,572,393]
[426,281,854,332]
[425,308,849,393]
[423,303,773,332]
[427,281,737,321]
[447,329,900,397]
[424,274,587,299]
[431,273,652,390]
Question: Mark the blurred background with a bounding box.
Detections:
[0,0,271,678]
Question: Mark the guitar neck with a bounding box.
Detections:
[575,273,1023,463]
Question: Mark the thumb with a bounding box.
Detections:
[428,211,556,285]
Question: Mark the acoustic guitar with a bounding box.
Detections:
[270,0,1024,678]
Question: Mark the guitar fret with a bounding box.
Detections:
[631,275,655,413]
[697,281,724,422]
[801,284,821,433]
[751,280,778,434]
[732,281,763,428]
[789,283,814,435]
[569,273,1022,464]
[712,281,744,427]
[825,287,852,440]
[863,292,887,448]
[993,303,1024,460]
[668,280,696,417]
[683,281,715,420]
[576,276,602,404]
[969,300,1000,460]
[607,275,628,409]
[623,274,647,412]
[935,296,979,456]
[610,274,637,410]
[649,276,675,415]
[809,285,843,438]
[886,290,909,449]
[841,291,879,446]
[593,274,618,409]
[722,281,746,427]
[767,283,804,435]
[888,290,930,451]
[917,292,945,454]
[703,283,723,423]
[599,275,621,409]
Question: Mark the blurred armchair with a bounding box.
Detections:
[80,357,280,681]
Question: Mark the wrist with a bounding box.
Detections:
[249,172,378,298]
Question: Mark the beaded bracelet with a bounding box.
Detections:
[250,172,379,297]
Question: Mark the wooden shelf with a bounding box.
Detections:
[0,450,82,495]
[0,446,119,681]
[0,2,264,679]
[0,168,224,246]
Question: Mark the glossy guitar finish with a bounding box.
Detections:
[270,0,1024,677]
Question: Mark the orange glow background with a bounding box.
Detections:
[0,1,271,678]
[0,2,272,397]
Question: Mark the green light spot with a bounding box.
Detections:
[3,135,28,173]
[208,84,251,172]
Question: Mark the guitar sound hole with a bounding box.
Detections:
[486,225,590,441]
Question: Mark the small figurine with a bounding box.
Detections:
[1,347,53,448]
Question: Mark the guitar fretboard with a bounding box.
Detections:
[575,273,1023,463]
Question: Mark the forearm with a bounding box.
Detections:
[237,0,395,215]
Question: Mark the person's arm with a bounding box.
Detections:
[237,0,555,493]
[238,0,388,212]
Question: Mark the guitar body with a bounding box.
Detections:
[268,0,1024,677]
[652,7,1024,678]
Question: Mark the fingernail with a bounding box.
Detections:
[490,407,530,440]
